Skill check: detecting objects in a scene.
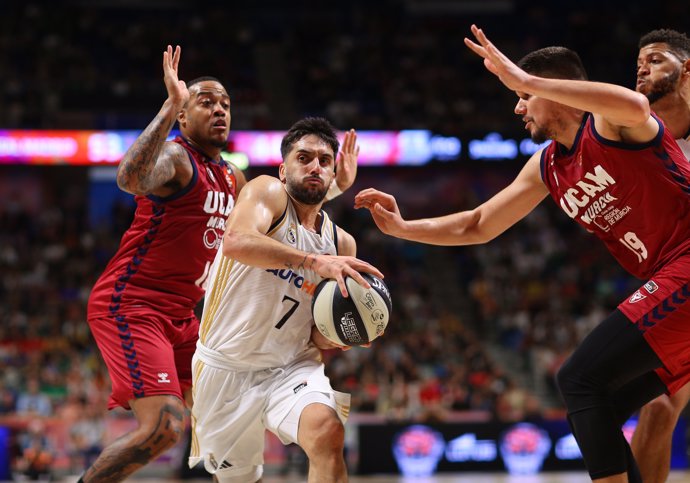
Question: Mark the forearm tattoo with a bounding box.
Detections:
[117,112,177,192]
[291,253,316,272]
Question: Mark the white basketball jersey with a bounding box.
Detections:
[198,197,339,369]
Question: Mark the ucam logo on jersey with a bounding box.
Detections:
[557,165,631,231]
[203,190,235,249]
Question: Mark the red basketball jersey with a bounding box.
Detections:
[88,137,238,319]
[540,114,690,279]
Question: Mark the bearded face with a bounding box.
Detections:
[280,134,335,205]
[285,174,330,205]
[643,67,681,104]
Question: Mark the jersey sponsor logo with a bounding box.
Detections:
[558,165,629,230]
[293,381,308,394]
[157,372,171,383]
[629,290,646,304]
[203,191,234,250]
[644,281,659,294]
[266,268,318,296]
[203,227,223,250]
[203,191,234,216]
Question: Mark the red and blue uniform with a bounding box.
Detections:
[541,114,690,393]
[88,137,237,408]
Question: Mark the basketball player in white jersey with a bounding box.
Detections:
[189,117,382,483]
[631,28,690,483]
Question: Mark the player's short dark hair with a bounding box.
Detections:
[280,117,340,162]
[639,29,690,60]
[517,46,588,81]
[187,76,229,97]
[188,76,223,88]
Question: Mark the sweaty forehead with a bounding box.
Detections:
[292,135,334,157]
[189,81,229,99]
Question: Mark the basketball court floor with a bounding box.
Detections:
[54,471,690,482]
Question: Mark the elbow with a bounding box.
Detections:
[627,92,651,126]
[462,210,492,244]
[222,229,245,259]
[116,169,148,196]
[116,167,138,195]
[116,175,134,194]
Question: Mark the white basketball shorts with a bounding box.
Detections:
[188,353,350,480]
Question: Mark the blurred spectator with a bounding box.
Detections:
[15,378,51,418]
[14,420,54,481]
[68,400,105,474]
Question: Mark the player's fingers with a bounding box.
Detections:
[348,269,372,289]
[173,45,181,70]
[355,187,383,198]
[348,129,357,152]
[335,274,349,298]
[374,202,395,218]
[343,129,353,152]
[163,46,172,70]
[350,259,384,280]
[464,37,484,57]
[471,24,489,46]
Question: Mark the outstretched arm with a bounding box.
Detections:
[465,25,658,142]
[116,45,192,196]
[355,152,548,245]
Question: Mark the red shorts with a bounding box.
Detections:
[618,252,690,395]
[88,312,199,410]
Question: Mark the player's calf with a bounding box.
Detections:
[80,396,186,483]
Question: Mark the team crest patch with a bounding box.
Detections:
[644,281,659,294]
[223,166,234,191]
[629,291,646,304]
[287,224,297,244]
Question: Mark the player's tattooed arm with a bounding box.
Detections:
[291,253,317,272]
[117,45,190,196]
[116,109,186,195]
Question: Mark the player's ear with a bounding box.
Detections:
[177,108,186,127]
[279,162,286,183]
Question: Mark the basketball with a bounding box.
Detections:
[311,273,392,346]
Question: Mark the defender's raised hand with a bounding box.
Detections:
[334,129,360,194]
[464,24,531,93]
[162,45,189,109]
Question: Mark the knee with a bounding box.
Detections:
[555,356,580,398]
[639,395,677,430]
[303,414,345,457]
[136,398,186,457]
